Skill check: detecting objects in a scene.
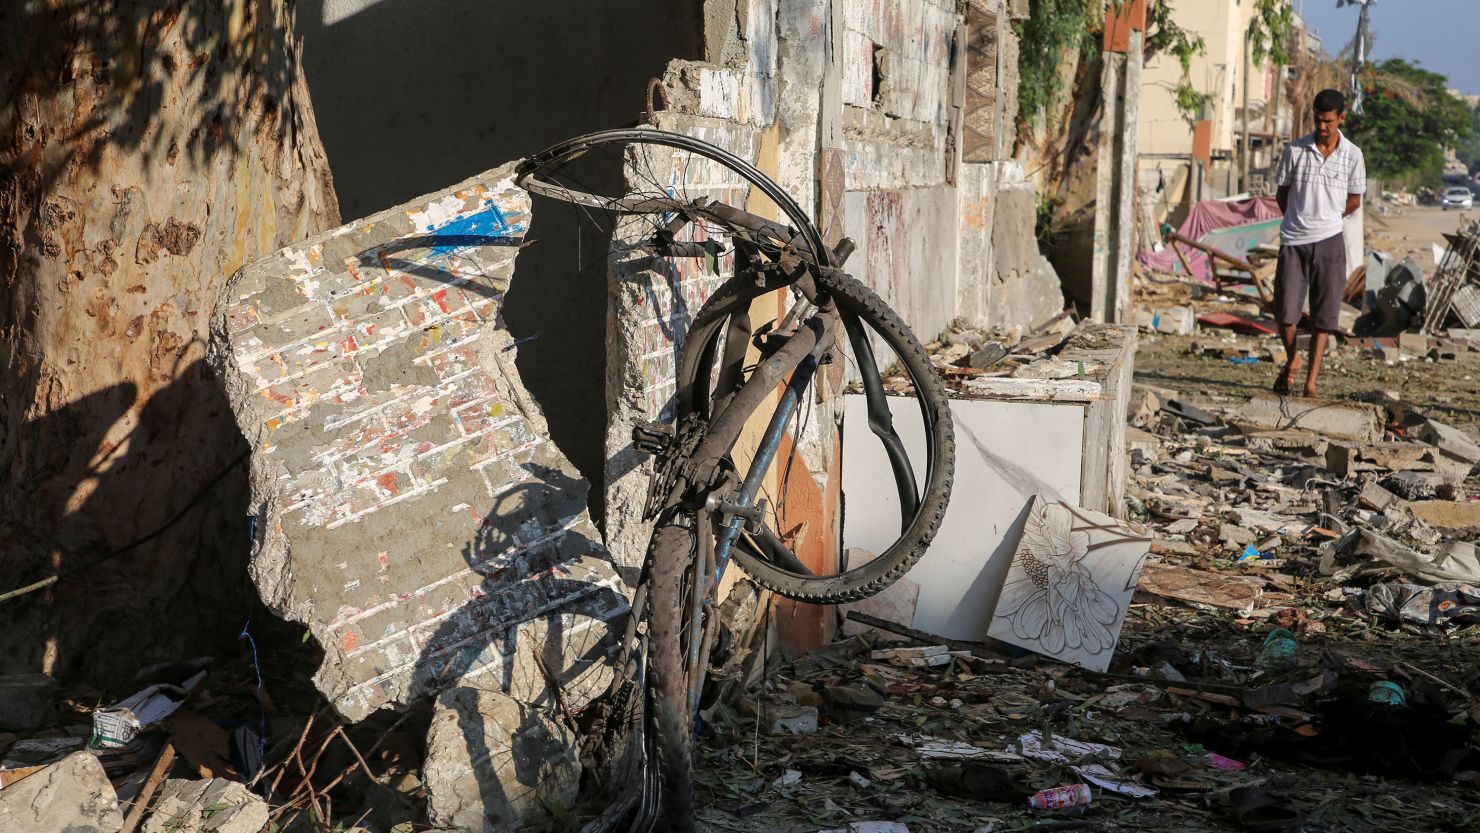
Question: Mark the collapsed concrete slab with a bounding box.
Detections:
[1232,395,1385,443]
[211,163,629,721]
[424,686,581,831]
[0,751,122,833]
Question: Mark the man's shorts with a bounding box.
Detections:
[1273,232,1346,332]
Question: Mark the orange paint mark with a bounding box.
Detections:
[342,631,358,653]
[376,473,400,494]
[432,288,451,313]
[772,430,841,657]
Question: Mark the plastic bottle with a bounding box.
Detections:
[1028,784,1092,809]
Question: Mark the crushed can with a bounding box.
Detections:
[1028,783,1092,810]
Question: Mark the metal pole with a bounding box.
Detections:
[1241,31,1252,193]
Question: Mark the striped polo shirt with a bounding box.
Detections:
[1273,131,1366,246]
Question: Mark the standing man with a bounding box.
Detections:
[1272,88,1366,397]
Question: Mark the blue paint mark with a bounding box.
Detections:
[426,203,527,255]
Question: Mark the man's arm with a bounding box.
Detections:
[1346,149,1367,217]
[1277,185,1291,215]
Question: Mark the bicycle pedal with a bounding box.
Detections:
[630,419,673,454]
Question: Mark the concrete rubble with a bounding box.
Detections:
[0,751,123,833]
[140,779,269,833]
[210,163,630,723]
[423,686,581,832]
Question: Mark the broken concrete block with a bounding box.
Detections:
[141,779,268,833]
[1358,481,1409,514]
[424,686,580,831]
[1125,427,1160,466]
[1408,501,1480,532]
[0,751,122,833]
[1416,418,1480,467]
[0,675,57,731]
[1398,331,1430,357]
[1232,395,1384,442]
[1243,430,1328,458]
[1386,470,1446,500]
[1325,442,1441,480]
[211,164,629,721]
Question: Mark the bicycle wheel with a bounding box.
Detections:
[674,267,956,604]
[516,128,828,265]
[645,522,699,833]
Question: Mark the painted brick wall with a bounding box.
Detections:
[213,164,628,721]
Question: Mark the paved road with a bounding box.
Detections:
[1365,203,1474,272]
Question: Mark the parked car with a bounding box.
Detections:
[1442,186,1474,210]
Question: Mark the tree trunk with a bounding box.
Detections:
[0,1,339,684]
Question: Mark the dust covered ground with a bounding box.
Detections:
[686,328,1480,833]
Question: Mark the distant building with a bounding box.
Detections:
[1137,0,1302,226]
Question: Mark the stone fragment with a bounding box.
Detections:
[0,674,57,731]
[212,164,629,720]
[0,751,122,833]
[1232,395,1384,443]
[1164,518,1198,535]
[424,686,580,832]
[141,779,269,833]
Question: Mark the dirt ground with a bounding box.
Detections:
[1135,331,1480,439]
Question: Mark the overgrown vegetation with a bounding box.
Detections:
[1013,0,1101,131]
[1345,58,1472,184]
[1015,0,1212,131]
[1246,0,1295,67]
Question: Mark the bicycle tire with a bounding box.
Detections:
[645,523,699,832]
[677,268,956,604]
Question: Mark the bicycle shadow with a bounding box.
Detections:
[412,462,630,830]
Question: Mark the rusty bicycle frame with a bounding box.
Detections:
[515,128,951,833]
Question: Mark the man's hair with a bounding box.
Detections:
[1313,89,1346,114]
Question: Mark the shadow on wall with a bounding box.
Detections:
[295,1,701,522]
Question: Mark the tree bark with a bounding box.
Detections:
[1,0,339,683]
